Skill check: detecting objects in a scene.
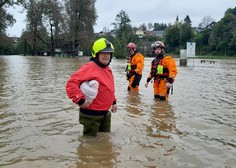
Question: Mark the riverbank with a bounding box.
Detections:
[196,55,236,60]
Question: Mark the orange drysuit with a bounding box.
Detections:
[126,52,145,91]
[146,55,177,100]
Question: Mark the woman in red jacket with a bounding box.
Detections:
[66,38,117,136]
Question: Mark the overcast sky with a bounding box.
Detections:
[6,0,236,37]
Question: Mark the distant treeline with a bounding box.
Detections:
[0,1,235,57]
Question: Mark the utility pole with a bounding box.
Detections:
[24,38,26,56]
[74,0,79,57]
[50,22,55,57]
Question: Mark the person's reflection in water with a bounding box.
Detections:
[125,92,144,116]
[146,101,182,139]
[76,134,118,168]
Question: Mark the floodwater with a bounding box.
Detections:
[0,55,235,168]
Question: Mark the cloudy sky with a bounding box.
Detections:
[6,0,236,37]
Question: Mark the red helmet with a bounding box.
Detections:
[127,43,136,50]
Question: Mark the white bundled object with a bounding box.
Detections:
[80,80,99,102]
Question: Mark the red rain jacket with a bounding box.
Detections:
[66,61,116,111]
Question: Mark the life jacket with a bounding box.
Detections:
[126,57,137,71]
[151,56,169,78]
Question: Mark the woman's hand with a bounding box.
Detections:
[111,104,117,113]
[79,100,91,108]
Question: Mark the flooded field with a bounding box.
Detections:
[0,55,236,168]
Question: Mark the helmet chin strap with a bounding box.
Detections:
[156,52,164,57]
[156,53,164,57]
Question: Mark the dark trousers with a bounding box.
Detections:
[79,111,111,136]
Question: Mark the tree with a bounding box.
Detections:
[209,7,236,55]
[147,22,153,31]
[153,23,167,31]
[0,0,25,8]
[112,10,132,58]
[139,23,147,31]
[164,24,180,53]
[0,0,26,55]
[20,0,96,56]
[65,0,97,55]
[198,15,215,29]
[194,16,215,55]
[225,6,236,16]
[42,0,64,56]
[0,33,16,54]
[24,0,46,55]
[15,31,32,55]
[179,22,194,48]
[184,15,192,25]
[0,0,26,32]
[0,7,15,33]
[42,0,64,39]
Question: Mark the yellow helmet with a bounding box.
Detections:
[92,38,114,58]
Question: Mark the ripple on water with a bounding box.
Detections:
[0,56,236,168]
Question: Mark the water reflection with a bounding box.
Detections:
[76,135,117,168]
[125,92,143,116]
[147,102,177,139]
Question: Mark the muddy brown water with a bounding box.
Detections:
[0,55,235,168]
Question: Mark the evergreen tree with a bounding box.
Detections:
[184,15,192,25]
[112,10,132,58]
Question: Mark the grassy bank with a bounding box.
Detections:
[195,55,236,60]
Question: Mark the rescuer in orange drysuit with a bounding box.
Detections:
[145,41,177,100]
[126,42,145,91]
